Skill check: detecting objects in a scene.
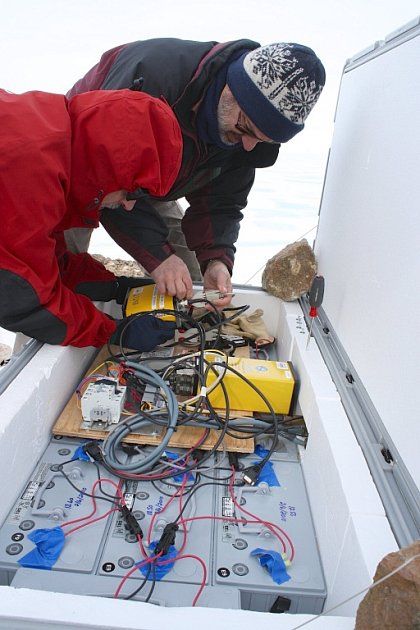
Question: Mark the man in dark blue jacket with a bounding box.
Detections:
[67,39,325,308]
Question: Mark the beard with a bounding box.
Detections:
[217,88,240,146]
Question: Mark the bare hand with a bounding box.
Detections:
[203,260,233,309]
[151,254,193,299]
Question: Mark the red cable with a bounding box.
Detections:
[168,553,207,606]
[61,477,124,530]
[228,468,295,562]
[113,553,160,599]
[64,507,119,537]
[114,551,206,606]
[108,429,210,481]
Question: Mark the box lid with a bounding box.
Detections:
[314,22,420,494]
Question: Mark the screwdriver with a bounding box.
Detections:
[306,275,325,349]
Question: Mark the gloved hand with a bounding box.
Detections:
[75,276,153,304]
[110,314,176,351]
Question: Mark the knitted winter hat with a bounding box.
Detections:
[227,43,325,143]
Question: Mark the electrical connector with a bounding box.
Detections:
[83,441,104,463]
[228,452,240,471]
[190,449,205,464]
[120,505,143,538]
[241,463,264,486]
[154,522,179,555]
[181,290,235,308]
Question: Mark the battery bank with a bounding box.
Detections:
[206,357,296,414]
[2,439,326,613]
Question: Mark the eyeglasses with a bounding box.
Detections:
[235,111,278,145]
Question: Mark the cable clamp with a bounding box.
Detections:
[154,522,179,556]
[120,505,144,538]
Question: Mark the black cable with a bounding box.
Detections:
[100,307,284,482]
[114,308,207,367]
[57,461,119,506]
[207,361,279,468]
[204,303,250,334]
[99,359,231,482]
[124,562,151,600]
[196,470,234,481]
[144,562,157,603]
[106,408,230,483]
[178,302,251,349]
[151,471,201,497]
[174,479,243,524]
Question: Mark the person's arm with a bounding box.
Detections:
[100,196,174,272]
[100,196,193,299]
[182,163,256,274]
[0,249,117,348]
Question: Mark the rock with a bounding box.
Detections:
[92,254,145,278]
[261,239,317,301]
[355,540,420,630]
[0,343,12,365]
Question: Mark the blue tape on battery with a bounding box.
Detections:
[164,450,195,483]
[253,460,280,486]
[251,548,291,585]
[138,542,177,580]
[71,445,91,462]
[18,526,65,569]
[254,444,270,458]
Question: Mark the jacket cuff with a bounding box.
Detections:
[144,242,176,273]
[199,253,233,275]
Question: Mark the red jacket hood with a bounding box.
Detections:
[67,90,182,211]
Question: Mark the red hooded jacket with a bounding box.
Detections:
[0,89,182,347]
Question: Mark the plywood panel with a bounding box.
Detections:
[53,346,254,453]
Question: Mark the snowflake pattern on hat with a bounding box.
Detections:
[246,43,324,124]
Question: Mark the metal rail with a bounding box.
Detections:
[300,296,420,548]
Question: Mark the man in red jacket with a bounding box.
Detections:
[0,88,182,349]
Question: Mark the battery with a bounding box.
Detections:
[205,356,296,414]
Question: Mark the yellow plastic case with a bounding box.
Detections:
[205,356,295,414]
[123,284,177,322]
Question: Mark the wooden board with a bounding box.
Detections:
[53,346,254,453]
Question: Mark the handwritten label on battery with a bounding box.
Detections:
[279,501,297,522]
